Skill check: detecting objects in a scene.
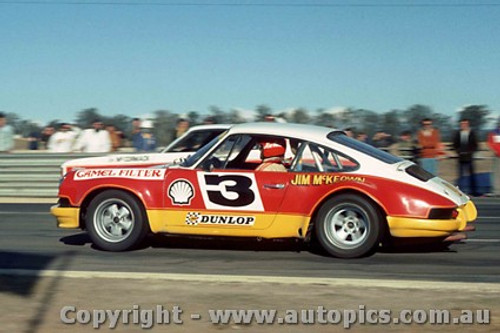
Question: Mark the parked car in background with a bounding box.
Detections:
[52,123,477,258]
[60,124,231,175]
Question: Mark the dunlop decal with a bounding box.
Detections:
[185,212,255,226]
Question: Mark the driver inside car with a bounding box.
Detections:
[255,138,287,172]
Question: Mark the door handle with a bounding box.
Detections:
[264,183,285,190]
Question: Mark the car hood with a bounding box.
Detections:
[61,152,191,172]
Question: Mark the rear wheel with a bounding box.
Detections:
[315,194,382,258]
[85,190,148,251]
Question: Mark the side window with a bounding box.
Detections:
[198,135,252,170]
[290,143,321,172]
[168,130,223,152]
[290,143,359,172]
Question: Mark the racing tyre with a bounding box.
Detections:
[315,194,382,258]
[86,190,149,251]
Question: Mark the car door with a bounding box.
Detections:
[159,134,291,236]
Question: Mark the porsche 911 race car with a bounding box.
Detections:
[61,124,231,174]
[51,123,477,258]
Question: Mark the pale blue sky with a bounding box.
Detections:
[1,0,500,123]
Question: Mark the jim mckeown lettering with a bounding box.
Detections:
[291,174,366,186]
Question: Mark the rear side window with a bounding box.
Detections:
[290,142,359,172]
[328,132,402,164]
[405,164,435,181]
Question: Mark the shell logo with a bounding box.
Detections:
[168,179,195,205]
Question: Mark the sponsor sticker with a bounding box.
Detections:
[185,212,255,226]
[168,179,195,205]
[74,168,165,180]
[114,155,150,163]
[290,174,366,186]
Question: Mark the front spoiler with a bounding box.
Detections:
[387,200,477,238]
[51,205,80,229]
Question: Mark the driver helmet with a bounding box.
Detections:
[260,138,286,159]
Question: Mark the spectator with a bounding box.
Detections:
[172,118,190,141]
[69,123,82,139]
[452,119,479,196]
[40,126,55,150]
[27,130,40,150]
[417,118,442,175]
[74,119,111,153]
[106,124,122,152]
[264,114,275,122]
[132,117,141,134]
[0,112,14,153]
[391,130,419,163]
[47,123,77,152]
[356,131,372,145]
[203,116,216,125]
[487,118,500,196]
[343,127,354,138]
[131,118,144,152]
[372,130,394,149]
[141,130,157,152]
[137,120,157,152]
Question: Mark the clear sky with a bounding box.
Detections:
[1,0,500,123]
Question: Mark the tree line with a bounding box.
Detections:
[3,104,494,147]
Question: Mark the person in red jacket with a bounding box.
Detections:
[487,119,500,196]
[417,118,442,175]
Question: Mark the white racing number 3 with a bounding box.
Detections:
[197,172,264,211]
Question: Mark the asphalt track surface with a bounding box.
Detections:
[0,199,499,283]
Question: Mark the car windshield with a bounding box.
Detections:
[181,131,227,167]
[162,129,226,153]
[327,132,403,164]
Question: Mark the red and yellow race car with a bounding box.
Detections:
[51,123,477,258]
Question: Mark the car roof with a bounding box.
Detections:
[186,124,232,132]
[226,122,342,143]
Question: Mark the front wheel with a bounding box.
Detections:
[315,194,382,258]
[85,190,148,251]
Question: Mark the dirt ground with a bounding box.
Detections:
[0,274,498,333]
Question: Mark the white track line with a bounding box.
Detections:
[0,212,49,215]
[0,269,499,291]
[466,239,500,243]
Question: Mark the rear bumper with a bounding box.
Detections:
[51,205,80,229]
[387,200,477,238]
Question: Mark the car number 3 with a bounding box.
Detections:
[197,172,264,211]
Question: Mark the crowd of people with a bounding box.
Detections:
[0,114,197,154]
[1,111,500,196]
[345,117,500,197]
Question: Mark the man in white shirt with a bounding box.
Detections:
[47,123,77,153]
[74,119,111,153]
[0,112,14,153]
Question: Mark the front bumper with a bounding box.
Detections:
[387,200,477,238]
[51,205,80,229]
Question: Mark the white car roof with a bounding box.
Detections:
[226,122,342,144]
[187,123,233,131]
